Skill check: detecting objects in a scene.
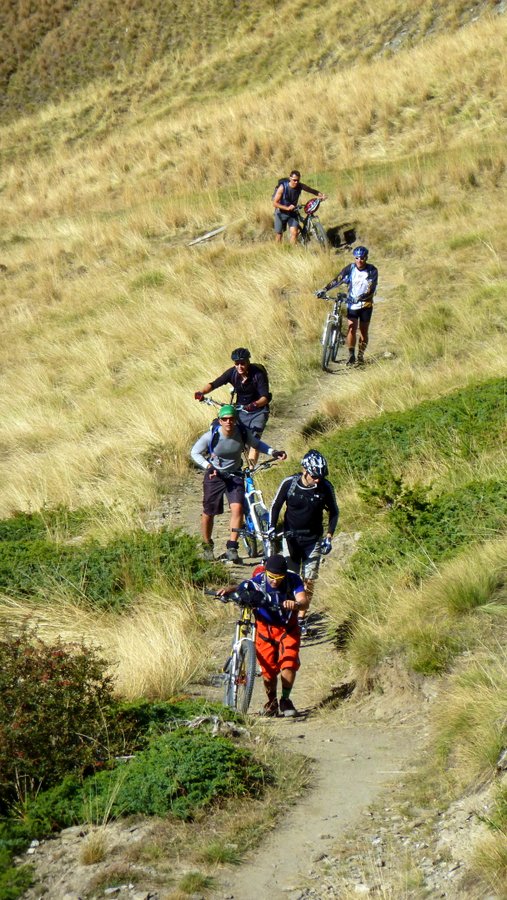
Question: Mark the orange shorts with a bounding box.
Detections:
[255,619,301,680]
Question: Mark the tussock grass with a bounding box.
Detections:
[0,588,223,700]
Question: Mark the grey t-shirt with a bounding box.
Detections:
[191,424,272,474]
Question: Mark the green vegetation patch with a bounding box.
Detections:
[321,377,507,480]
[0,512,219,608]
[25,730,266,833]
[349,477,507,581]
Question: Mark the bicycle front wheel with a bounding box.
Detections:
[332,315,347,363]
[242,532,258,558]
[321,322,335,371]
[224,639,257,713]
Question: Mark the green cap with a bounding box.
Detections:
[218,404,237,418]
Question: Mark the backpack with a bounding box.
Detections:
[254,362,272,403]
[271,177,290,203]
[208,417,249,456]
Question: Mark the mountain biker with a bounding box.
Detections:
[269,450,339,633]
[220,554,308,717]
[194,348,271,465]
[190,404,287,562]
[273,170,327,245]
[317,246,378,366]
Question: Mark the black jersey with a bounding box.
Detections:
[269,474,339,539]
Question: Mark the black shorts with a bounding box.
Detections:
[347,306,373,323]
[238,407,269,438]
[202,470,244,516]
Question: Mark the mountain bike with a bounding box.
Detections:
[205,589,257,713]
[234,459,278,559]
[296,198,328,249]
[317,291,348,371]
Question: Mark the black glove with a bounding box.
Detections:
[316,289,326,299]
[194,391,204,401]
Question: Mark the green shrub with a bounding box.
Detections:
[321,377,507,479]
[25,730,267,833]
[0,518,219,608]
[113,697,238,751]
[0,630,115,814]
[349,478,507,581]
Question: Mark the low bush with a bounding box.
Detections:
[0,629,116,815]
[348,477,507,582]
[0,516,218,608]
[25,730,267,833]
[321,377,507,479]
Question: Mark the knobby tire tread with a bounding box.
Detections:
[321,322,334,371]
[225,639,256,713]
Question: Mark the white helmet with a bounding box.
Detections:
[301,449,328,478]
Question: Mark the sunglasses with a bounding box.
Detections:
[266,571,286,581]
[220,416,236,423]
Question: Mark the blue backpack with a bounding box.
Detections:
[208,417,249,456]
[272,177,290,204]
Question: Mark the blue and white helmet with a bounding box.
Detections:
[301,449,328,478]
[353,245,369,260]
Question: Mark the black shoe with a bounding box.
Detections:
[263,698,279,717]
[356,353,365,366]
[346,355,356,367]
[279,697,297,718]
[226,546,240,563]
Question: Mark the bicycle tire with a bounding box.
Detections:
[242,532,258,558]
[224,639,256,713]
[331,315,347,363]
[321,321,335,371]
[310,219,328,249]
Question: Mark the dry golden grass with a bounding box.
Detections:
[0,587,225,700]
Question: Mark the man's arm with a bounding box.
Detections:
[194,368,233,399]
[244,428,286,460]
[299,182,327,200]
[323,265,350,293]
[269,477,291,530]
[190,432,212,470]
[324,481,339,536]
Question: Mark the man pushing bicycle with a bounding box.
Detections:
[190,404,286,562]
[316,246,378,366]
[220,554,308,717]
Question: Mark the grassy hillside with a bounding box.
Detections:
[0,0,496,121]
[0,1,506,894]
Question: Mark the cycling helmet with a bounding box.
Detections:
[218,404,237,419]
[231,348,251,362]
[301,449,329,478]
[353,246,369,260]
[304,197,320,215]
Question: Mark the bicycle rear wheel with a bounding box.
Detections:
[310,219,328,249]
[321,322,335,371]
[242,532,258,558]
[224,639,257,713]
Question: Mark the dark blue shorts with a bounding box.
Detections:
[238,408,269,437]
[347,306,373,323]
[203,470,244,516]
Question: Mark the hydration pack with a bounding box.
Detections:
[208,417,249,456]
[271,177,290,204]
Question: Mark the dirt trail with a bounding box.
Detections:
[157,350,427,899]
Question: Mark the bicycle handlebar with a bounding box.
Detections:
[315,291,348,302]
[201,397,245,412]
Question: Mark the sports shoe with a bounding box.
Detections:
[356,352,365,366]
[346,354,356,367]
[263,698,279,717]
[299,618,309,637]
[279,697,297,718]
[226,546,240,563]
[202,542,214,561]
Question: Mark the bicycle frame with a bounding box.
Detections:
[237,460,274,559]
[295,203,327,249]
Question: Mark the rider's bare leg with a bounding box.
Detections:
[289,225,299,245]
[358,322,370,363]
[229,502,243,544]
[201,513,214,543]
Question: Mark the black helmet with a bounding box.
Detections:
[301,449,329,478]
[231,348,251,362]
